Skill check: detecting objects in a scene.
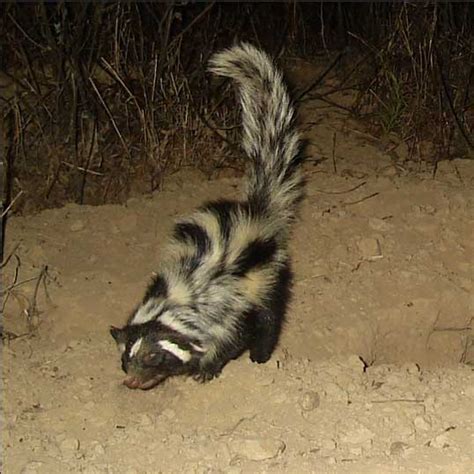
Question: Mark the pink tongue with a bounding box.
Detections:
[123,375,163,390]
[123,376,141,389]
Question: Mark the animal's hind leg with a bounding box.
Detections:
[249,308,281,364]
[249,265,290,364]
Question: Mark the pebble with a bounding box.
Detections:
[339,426,375,445]
[299,391,320,411]
[320,438,337,451]
[357,237,382,260]
[230,437,285,461]
[424,395,437,412]
[138,413,154,426]
[347,354,366,373]
[464,385,474,397]
[323,383,348,403]
[223,468,242,474]
[349,446,363,456]
[77,377,91,387]
[83,467,113,474]
[393,424,415,440]
[59,437,80,454]
[380,165,398,177]
[389,441,411,457]
[70,220,85,232]
[167,433,184,444]
[93,442,106,455]
[414,415,431,431]
[160,408,176,420]
[429,433,451,449]
[368,217,394,232]
[64,339,82,351]
[402,363,420,375]
[21,461,43,474]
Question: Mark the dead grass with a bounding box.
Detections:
[1,2,472,216]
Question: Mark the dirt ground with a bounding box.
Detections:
[2,61,474,473]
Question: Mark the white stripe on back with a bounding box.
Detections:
[131,298,163,325]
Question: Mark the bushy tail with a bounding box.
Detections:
[209,42,304,223]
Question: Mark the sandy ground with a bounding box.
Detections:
[2,65,474,473]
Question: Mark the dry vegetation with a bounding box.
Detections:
[1,2,472,215]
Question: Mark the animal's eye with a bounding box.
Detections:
[142,352,165,367]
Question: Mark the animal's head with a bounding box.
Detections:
[110,321,200,390]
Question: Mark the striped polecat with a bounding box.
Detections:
[110,42,305,390]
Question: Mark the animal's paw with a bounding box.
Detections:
[193,369,221,383]
[249,349,271,364]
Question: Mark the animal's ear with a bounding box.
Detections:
[142,352,165,367]
[110,326,126,344]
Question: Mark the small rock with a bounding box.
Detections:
[323,383,348,403]
[402,363,420,375]
[429,433,451,449]
[231,437,285,461]
[82,468,106,474]
[320,438,337,451]
[83,401,95,412]
[349,446,363,456]
[464,385,474,397]
[138,414,153,426]
[77,377,91,387]
[340,169,367,180]
[59,437,80,454]
[420,204,436,215]
[224,468,242,474]
[414,415,431,431]
[70,220,85,232]
[167,433,184,444]
[389,441,410,457]
[347,354,366,373]
[93,442,106,455]
[357,237,382,260]
[325,456,337,465]
[424,395,437,412]
[66,339,82,350]
[339,426,375,445]
[124,469,139,474]
[368,217,394,232]
[299,391,320,411]
[160,408,176,420]
[21,461,43,474]
[385,373,403,385]
[393,424,415,440]
[380,165,399,177]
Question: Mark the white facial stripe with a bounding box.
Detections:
[158,340,192,363]
[129,338,143,358]
[131,299,163,325]
[190,342,206,353]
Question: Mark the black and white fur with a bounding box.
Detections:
[111,42,305,390]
